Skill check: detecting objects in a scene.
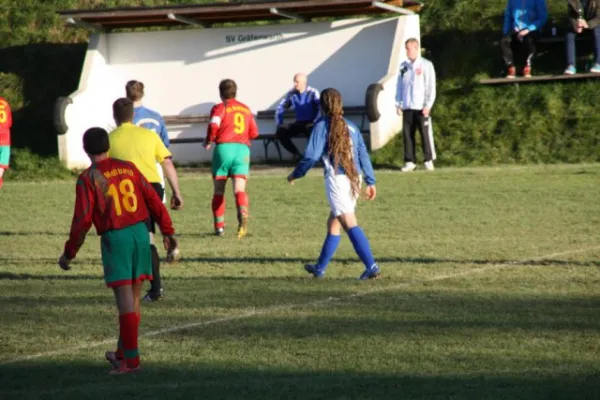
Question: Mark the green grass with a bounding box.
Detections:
[0,164,599,399]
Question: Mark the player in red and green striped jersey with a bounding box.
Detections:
[58,127,178,375]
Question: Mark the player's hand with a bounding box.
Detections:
[170,194,183,210]
[203,141,212,151]
[518,29,529,38]
[58,254,72,271]
[365,185,377,201]
[422,107,431,117]
[577,27,584,33]
[287,174,295,185]
[396,107,403,116]
[163,235,180,263]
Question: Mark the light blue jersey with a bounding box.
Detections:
[133,105,169,147]
[291,118,376,186]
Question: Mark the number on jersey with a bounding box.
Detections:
[106,178,138,216]
[233,112,245,134]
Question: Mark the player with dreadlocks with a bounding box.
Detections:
[287,88,379,280]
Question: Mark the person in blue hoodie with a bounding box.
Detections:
[275,73,320,160]
[500,0,548,78]
[287,88,380,281]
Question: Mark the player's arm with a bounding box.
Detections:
[61,177,95,268]
[154,136,183,209]
[288,124,326,183]
[247,114,259,141]
[205,105,222,149]
[159,116,170,148]
[275,92,292,126]
[356,130,377,200]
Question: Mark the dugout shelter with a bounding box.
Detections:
[55,0,423,169]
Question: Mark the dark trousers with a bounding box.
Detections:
[276,121,314,156]
[402,110,434,163]
[566,26,600,66]
[500,31,540,66]
[147,182,165,293]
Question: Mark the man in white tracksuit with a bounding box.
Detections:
[395,38,437,172]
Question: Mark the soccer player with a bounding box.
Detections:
[204,79,259,239]
[126,80,169,202]
[275,73,320,160]
[0,97,13,189]
[287,88,380,280]
[58,127,178,374]
[109,98,183,302]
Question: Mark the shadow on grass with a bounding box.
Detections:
[0,256,598,274]
[0,360,597,400]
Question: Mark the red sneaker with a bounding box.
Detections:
[523,65,532,78]
[108,362,140,375]
[506,65,516,79]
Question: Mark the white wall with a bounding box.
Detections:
[59,16,420,168]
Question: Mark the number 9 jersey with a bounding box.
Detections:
[206,99,259,146]
[63,158,175,260]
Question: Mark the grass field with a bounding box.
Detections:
[0,164,599,400]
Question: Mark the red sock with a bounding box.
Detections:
[119,312,140,368]
[235,191,249,218]
[212,194,225,230]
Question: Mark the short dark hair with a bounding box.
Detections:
[113,98,134,125]
[405,38,419,46]
[125,80,144,102]
[219,79,237,100]
[83,127,109,155]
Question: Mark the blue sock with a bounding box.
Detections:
[347,226,376,269]
[316,233,341,271]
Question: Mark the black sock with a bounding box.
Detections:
[150,245,161,293]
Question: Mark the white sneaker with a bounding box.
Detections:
[401,162,416,172]
[424,161,435,171]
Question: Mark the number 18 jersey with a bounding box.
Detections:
[206,99,259,146]
[63,158,174,259]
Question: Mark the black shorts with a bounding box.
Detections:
[146,182,165,234]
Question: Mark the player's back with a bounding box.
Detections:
[108,122,171,184]
[134,106,169,147]
[79,158,151,234]
[211,99,258,145]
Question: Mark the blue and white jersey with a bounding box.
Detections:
[291,118,376,186]
[133,105,169,148]
[275,86,320,125]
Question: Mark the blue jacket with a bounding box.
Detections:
[503,0,548,35]
[291,118,376,186]
[275,87,320,126]
[133,105,169,148]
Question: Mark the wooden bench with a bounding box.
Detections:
[162,105,370,161]
[163,114,282,161]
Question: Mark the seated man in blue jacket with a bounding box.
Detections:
[275,73,320,160]
[500,0,548,78]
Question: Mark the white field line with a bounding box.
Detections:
[1,245,599,369]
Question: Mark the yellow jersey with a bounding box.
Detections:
[108,122,171,183]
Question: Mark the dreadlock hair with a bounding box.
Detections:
[320,88,360,198]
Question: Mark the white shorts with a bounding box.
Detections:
[156,161,166,204]
[325,174,360,217]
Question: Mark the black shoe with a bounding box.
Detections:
[215,227,225,237]
[143,288,164,302]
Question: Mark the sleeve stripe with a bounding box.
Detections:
[210,116,222,126]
